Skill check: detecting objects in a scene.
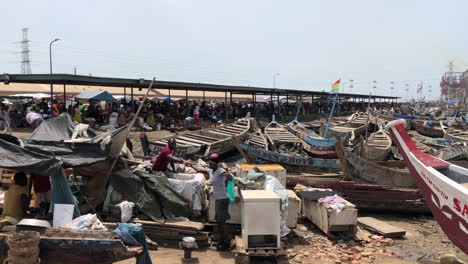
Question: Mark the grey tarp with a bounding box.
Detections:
[23,140,107,168]
[22,114,128,167]
[0,138,80,217]
[110,170,191,221]
[29,114,97,141]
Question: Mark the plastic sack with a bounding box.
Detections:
[61,213,107,231]
[263,176,290,236]
[109,112,118,128]
[117,201,135,223]
[226,178,235,204]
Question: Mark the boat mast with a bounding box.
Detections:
[323,93,339,139]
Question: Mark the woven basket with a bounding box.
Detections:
[7,231,40,253]
[3,257,40,264]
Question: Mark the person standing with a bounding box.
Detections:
[193,103,200,121]
[30,173,51,215]
[197,153,233,251]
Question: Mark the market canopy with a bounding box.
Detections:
[75,90,115,102]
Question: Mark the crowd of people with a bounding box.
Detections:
[0,95,396,131]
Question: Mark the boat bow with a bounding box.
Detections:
[386,119,468,254]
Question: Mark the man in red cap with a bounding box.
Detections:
[152,138,186,172]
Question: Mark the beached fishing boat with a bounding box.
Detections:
[411,120,443,138]
[387,119,468,254]
[239,143,341,173]
[285,120,348,158]
[440,122,468,144]
[359,129,392,161]
[434,145,468,161]
[344,147,416,188]
[264,121,310,155]
[245,129,268,150]
[409,131,458,150]
[151,118,252,157]
[329,121,367,141]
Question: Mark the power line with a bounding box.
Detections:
[20,28,32,74]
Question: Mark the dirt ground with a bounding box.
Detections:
[10,128,468,263]
[115,213,467,264]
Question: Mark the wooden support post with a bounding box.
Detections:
[131,87,134,113]
[334,136,352,181]
[225,91,228,121]
[231,136,253,163]
[186,89,189,117]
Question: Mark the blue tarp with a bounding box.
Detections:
[156,97,178,102]
[444,99,458,104]
[76,90,115,102]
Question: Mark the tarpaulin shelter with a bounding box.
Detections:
[155,96,179,103]
[0,114,128,217]
[444,99,458,104]
[75,90,115,102]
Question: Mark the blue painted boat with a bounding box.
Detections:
[285,120,348,157]
[240,143,341,173]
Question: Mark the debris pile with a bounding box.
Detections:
[285,224,397,264]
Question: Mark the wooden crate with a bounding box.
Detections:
[233,236,287,264]
[0,168,15,184]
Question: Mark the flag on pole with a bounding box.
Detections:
[331,79,341,94]
[416,82,423,93]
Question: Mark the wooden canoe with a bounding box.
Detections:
[409,130,459,150]
[434,145,468,161]
[264,121,310,155]
[387,119,468,254]
[344,147,416,188]
[411,120,443,138]
[285,120,348,158]
[245,129,268,150]
[440,121,468,144]
[151,118,252,157]
[360,129,392,161]
[240,143,341,173]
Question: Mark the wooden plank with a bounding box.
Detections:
[177,136,210,145]
[334,136,352,180]
[183,133,219,141]
[357,217,406,238]
[132,219,205,231]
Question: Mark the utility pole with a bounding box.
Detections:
[405,84,409,102]
[428,85,432,101]
[74,67,77,75]
[20,28,32,74]
[349,79,354,94]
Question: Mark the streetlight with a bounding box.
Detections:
[390,81,395,97]
[49,38,60,115]
[273,73,280,88]
[405,84,409,102]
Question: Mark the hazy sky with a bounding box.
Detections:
[1,0,467,100]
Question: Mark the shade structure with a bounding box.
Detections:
[75,90,115,102]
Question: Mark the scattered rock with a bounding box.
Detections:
[440,254,465,264]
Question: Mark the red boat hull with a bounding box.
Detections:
[387,120,468,254]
